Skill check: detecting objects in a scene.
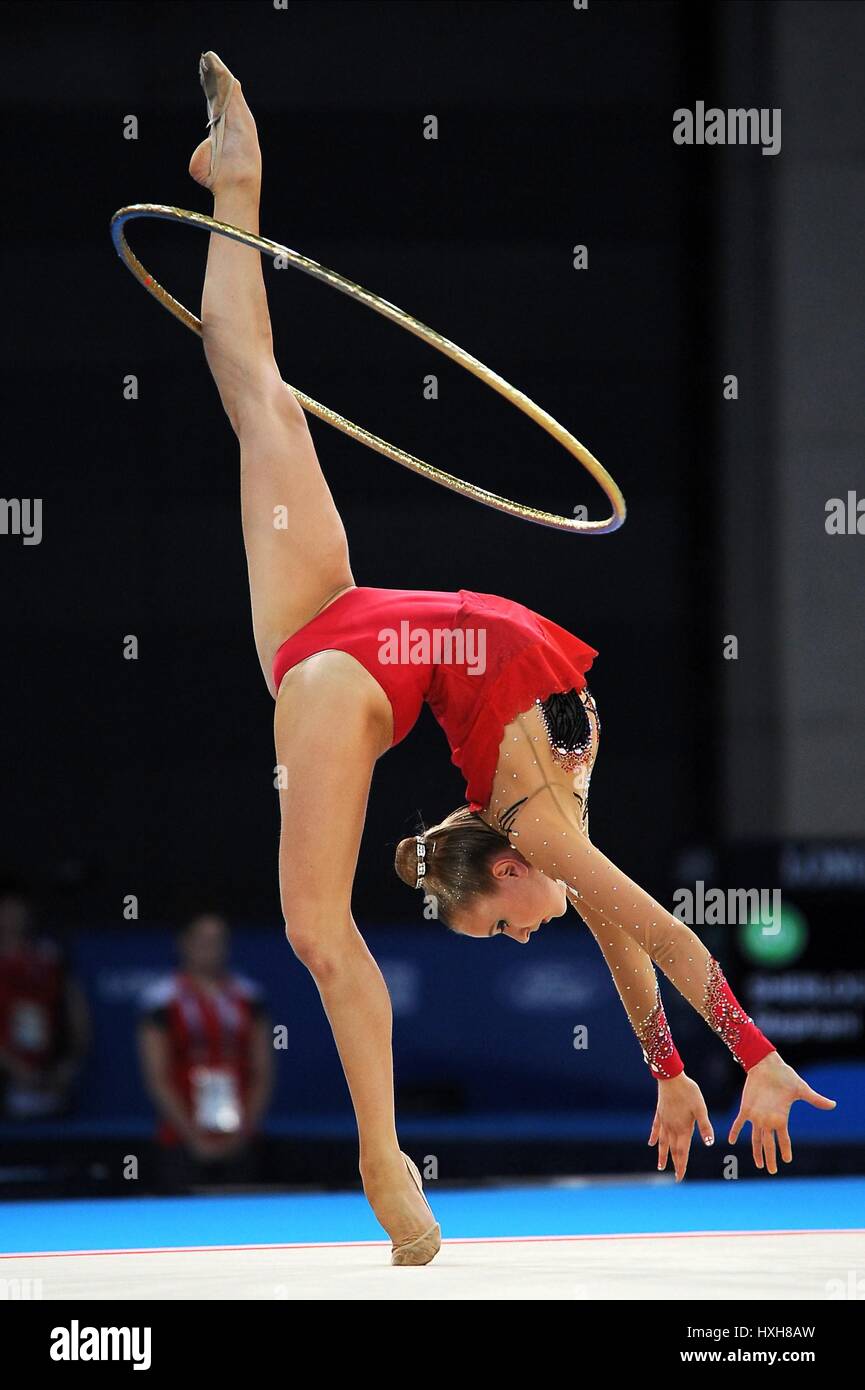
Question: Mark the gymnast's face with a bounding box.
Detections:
[454,853,568,943]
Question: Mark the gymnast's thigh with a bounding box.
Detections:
[273,651,389,922]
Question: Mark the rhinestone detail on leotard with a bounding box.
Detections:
[704,957,754,1066]
[535,689,596,774]
[636,988,677,1077]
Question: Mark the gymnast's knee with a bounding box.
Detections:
[283,907,353,979]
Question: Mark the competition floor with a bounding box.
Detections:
[2,1175,864,1300]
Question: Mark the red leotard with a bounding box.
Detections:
[271,586,598,811]
[272,586,777,1082]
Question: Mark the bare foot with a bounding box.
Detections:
[361,1154,437,1247]
[188,58,262,193]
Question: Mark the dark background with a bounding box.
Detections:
[2,0,863,1186]
[3,0,715,923]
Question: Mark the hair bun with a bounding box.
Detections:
[394,835,420,888]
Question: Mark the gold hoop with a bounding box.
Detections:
[110,203,626,534]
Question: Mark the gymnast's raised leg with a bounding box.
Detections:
[188,53,438,1260]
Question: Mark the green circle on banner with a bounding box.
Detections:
[739,900,808,967]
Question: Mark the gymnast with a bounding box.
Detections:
[187,52,835,1265]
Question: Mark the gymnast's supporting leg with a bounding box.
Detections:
[274,658,437,1250]
[190,57,436,1253]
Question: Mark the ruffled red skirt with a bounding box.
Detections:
[272,586,598,812]
[434,590,598,809]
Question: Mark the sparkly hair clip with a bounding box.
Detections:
[415,835,427,890]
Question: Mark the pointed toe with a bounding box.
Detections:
[391,1222,442,1267]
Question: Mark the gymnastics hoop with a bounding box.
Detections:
[110,203,626,535]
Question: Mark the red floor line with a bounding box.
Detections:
[2,1228,863,1259]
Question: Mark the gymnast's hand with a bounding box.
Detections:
[648,1072,714,1182]
[728,1051,837,1174]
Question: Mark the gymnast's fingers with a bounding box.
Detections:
[672,1136,690,1183]
[751,1124,764,1170]
[728,1109,746,1145]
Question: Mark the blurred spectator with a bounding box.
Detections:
[137,911,273,1188]
[0,879,90,1118]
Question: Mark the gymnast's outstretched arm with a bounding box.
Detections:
[488,703,837,1173]
[563,885,716,1180]
[564,883,687,1080]
[563,865,838,1173]
[563,865,777,1073]
[557,844,837,1173]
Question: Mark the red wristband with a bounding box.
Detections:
[737,1026,777,1071]
[650,1047,686,1081]
[706,958,776,1071]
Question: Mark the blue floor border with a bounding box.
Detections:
[1,1177,863,1254]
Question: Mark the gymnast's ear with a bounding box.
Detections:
[489,851,529,880]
